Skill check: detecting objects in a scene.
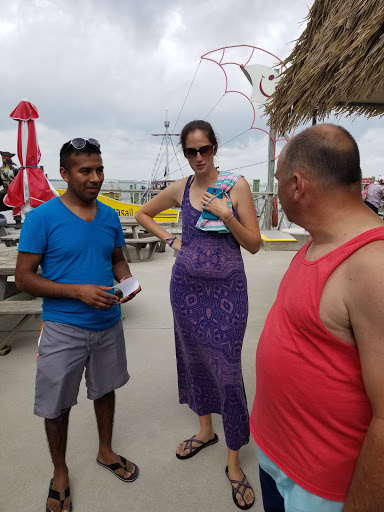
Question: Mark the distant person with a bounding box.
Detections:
[251,124,384,511]
[364,175,384,214]
[136,120,261,510]
[0,150,19,211]
[15,138,141,512]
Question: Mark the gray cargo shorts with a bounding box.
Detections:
[34,319,130,419]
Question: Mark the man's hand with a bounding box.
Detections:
[76,284,119,309]
[119,285,141,304]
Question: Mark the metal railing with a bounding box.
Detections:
[54,185,289,229]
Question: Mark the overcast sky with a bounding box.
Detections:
[1,0,383,186]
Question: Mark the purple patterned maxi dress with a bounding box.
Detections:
[170,176,249,450]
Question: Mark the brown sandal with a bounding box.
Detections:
[225,466,255,510]
[176,433,219,459]
[46,478,72,511]
[96,455,139,482]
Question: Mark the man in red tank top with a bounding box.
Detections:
[251,124,384,511]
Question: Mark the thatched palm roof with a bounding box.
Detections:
[266,0,384,134]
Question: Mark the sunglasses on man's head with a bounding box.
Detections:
[68,138,100,150]
[183,145,215,159]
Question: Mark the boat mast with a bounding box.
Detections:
[151,111,180,191]
[165,110,170,182]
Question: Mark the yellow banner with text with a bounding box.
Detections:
[56,190,179,223]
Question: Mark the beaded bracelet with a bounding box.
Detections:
[223,214,235,225]
[165,236,177,247]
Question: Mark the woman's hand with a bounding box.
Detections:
[171,238,182,252]
[166,237,182,251]
[201,190,232,221]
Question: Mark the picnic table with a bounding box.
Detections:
[0,246,42,355]
[120,217,141,238]
[119,217,164,262]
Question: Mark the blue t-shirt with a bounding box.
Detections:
[18,197,126,330]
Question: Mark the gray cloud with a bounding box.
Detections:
[0,0,382,185]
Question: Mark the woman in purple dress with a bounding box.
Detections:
[136,121,260,509]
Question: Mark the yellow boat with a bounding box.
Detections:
[56,190,179,223]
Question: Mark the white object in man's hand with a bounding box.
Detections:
[114,277,141,303]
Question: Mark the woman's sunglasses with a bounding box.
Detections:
[183,145,216,159]
[68,138,100,150]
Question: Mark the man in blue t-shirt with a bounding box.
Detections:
[16,138,141,512]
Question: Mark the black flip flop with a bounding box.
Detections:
[46,478,72,512]
[225,466,255,510]
[176,433,219,460]
[96,455,139,482]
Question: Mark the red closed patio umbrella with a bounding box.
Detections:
[4,98,58,216]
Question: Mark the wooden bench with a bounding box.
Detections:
[0,296,42,355]
[123,237,160,262]
[156,239,167,253]
[127,231,167,253]
[0,234,20,247]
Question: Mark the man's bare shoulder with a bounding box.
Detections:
[343,239,384,307]
[325,234,384,301]
[346,238,384,270]
[320,238,384,346]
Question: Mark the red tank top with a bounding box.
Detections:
[250,227,384,501]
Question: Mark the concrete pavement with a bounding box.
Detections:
[0,247,294,512]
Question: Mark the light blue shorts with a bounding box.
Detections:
[258,448,344,512]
